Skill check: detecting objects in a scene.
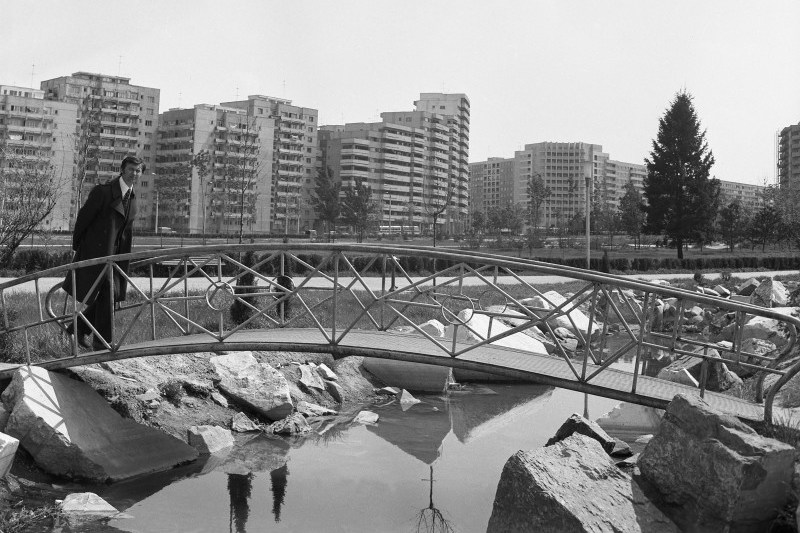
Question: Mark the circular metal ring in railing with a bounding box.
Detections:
[205,280,235,312]
[477,289,510,314]
[439,293,475,325]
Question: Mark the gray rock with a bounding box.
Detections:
[398,389,421,410]
[0,404,9,432]
[609,438,632,458]
[713,285,731,298]
[299,363,326,391]
[210,352,293,421]
[60,492,120,522]
[487,434,679,533]
[738,278,761,296]
[316,363,338,381]
[270,413,311,435]
[752,279,789,308]
[353,411,379,425]
[295,401,336,417]
[182,379,212,397]
[325,380,343,403]
[545,413,616,454]
[0,432,19,478]
[135,388,161,402]
[742,315,788,348]
[210,391,228,408]
[187,425,234,454]
[231,412,260,433]
[638,394,797,531]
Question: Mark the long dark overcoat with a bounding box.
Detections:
[63,178,137,302]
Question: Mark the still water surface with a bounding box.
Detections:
[81,366,649,533]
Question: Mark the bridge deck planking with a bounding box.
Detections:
[3,329,766,421]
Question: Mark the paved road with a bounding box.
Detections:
[1,270,796,295]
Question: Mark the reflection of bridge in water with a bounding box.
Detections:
[1,244,798,423]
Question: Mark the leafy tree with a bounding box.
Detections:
[501,203,527,235]
[644,91,719,259]
[748,204,781,252]
[772,184,800,249]
[718,200,747,252]
[486,207,504,235]
[340,177,377,243]
[618,180,646,250]
[311,166,341,241]
[0,144,64,266]
[527,173,551,237]
[469,209,485,235]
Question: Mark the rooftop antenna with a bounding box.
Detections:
[235,86,239,100]
[178,91,182,108]
[30,63,35,88]
[282,79,286,97]
[117,55,123,76]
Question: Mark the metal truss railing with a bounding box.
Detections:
[0,243,797,424]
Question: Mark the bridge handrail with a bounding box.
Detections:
[1,243,797,424]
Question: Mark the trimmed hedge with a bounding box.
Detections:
[4,249,800,278]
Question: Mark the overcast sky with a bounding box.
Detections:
[2,0,798,185]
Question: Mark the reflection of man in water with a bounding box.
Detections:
[64,156,141,350]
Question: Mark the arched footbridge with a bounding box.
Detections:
[0,244,797,424]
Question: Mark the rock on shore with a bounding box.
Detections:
[487,433,678,533]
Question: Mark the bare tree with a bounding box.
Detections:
[0,143,64,266]
[422,173,454,247]
[215,115,263,243]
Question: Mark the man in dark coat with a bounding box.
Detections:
[64,155,141,350]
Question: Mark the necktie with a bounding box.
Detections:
[122,189,131,212]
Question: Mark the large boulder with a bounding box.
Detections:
[487,434,679,532]
[742,315,788,348]
[752,279,789,308]
[638,394,797,532]
[209,352,293,421]
[1,366,198,481]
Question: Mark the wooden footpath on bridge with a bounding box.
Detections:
[0,329,767,421]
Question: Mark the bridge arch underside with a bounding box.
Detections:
[16,328,767,422]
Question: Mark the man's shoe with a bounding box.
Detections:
[75,333,92,350]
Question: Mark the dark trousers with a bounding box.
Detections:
[75,278,114,343]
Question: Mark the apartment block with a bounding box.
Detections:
[718,179,765,210]
[222,96,318,233]
[778,122,800,189]
[471,142,646,229]
[40,72,160,225]
[469,157,515,214]
[0,85,78,231]
[155,103,275,234]
[320,93,470,234]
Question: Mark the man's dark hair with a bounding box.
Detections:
[120,155,145,173]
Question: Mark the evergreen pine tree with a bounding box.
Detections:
[644,91,719,259]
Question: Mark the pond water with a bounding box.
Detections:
[63,361,656,533]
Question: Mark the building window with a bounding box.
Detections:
[145,120,153,126]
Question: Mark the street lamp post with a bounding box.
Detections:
[585,176,591,270]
